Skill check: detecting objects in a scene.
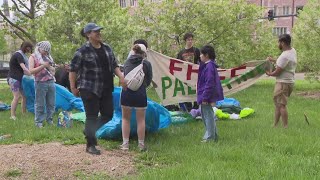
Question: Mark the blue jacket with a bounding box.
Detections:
[197,60,224,104]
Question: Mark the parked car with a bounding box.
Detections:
[0,61,9,78]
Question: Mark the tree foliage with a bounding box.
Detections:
[293,0,320,78]
[0,0,46,43]
[36,0,134,64]
[0,30,8,54]
[130,0,277,67]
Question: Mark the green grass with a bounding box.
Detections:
[1,80,320,179]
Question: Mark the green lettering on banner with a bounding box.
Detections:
[162,76,172,99]
[188,86,196,95]
[173,78,185,97]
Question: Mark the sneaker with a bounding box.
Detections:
[138,143,147,152]
[86,146,101,155]
[36,123,43,128]
[10,116,17,120]
[201,139,208,143]
[47,121,53,125]
[120,143,129,150]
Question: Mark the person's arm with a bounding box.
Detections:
[266,66,283,77]
[114,67,126,89]
[28,55,50,74]
[19,63,31,76]
[194,48,200,64]
[69,71,79,96]
[202,64,215,104]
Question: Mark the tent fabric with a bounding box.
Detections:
[96,87,172,139]
[21,76,171,139]
[22,76,84,113]
[0,103,10,111]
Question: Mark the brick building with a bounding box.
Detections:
[247,0,308,35]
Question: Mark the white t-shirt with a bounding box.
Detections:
[276,48,297,83]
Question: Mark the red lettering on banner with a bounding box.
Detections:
[230,65,246,77]
[186,65,198,80]
[169,59,183,75]
[218,69,226,80]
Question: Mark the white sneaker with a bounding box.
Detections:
[120,143,129,150]
[10,116,17,120]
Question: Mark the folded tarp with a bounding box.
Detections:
[22,76,84,113]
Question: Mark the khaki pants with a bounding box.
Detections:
[273,82,294,105]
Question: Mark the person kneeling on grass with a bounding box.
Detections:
[197,45,224,142]
[120,44,152,151]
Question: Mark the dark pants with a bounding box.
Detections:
[80,89,113,147]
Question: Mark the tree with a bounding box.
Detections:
[293,0,320,80]
[35,0,134,64]
[130,0,277,67]
[0,0,46,43]
[0,30,8,54]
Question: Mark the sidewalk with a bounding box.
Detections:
[0,78,6,84]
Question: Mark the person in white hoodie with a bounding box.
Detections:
[266,34,297,128]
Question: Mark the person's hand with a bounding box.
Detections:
[120,77,127,90]
[265,71,272,76]
[42,62,50,68]
[266,56,275,63]
[202,101,208,105]
[24,69,31,76]
[71,87,79,97]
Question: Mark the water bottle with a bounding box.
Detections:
[0,134,11,140]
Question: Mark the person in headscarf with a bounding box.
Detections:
[29,41,56,128]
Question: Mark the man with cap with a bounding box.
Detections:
[29,41,56,128]
[69,22,126,155]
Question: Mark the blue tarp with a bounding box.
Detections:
[22,76,171,139]
[22,76,84,113]
[96,87,171,139]
[0,103,10,111]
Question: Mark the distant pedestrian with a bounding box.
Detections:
[29,41,56,128]
[197,45,223,142]
[266,34,297,128]
[7,41,33,120]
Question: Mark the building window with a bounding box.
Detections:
[119,0,127,8]
[283,6,290,15]
[129,0,136,6]
[273,5,278,16]
[273,27,288,36]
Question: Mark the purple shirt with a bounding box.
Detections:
[197,60,224,104]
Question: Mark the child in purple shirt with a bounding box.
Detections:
[197,45,224,142]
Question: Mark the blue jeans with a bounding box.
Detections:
[200,104,218,141]
[34,80,56,125]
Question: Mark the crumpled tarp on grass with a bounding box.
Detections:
[22,76,85,113]
[22,76,171,138]
[96,87,172,139]
[0,102,10,111]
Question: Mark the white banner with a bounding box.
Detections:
[147,50,267,106]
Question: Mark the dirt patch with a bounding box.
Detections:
[0,143,136,179]
[296,91,320,100]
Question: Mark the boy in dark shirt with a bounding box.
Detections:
[177,33,200,111]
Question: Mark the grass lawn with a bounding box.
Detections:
[1,79,320,179]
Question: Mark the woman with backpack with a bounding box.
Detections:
[120,44,152,151]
